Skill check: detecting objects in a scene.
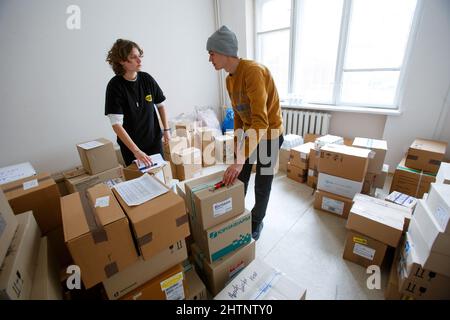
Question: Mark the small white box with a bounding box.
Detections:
[426,183,450,234]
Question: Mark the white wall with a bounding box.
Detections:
[329,112,386,140]
[0,0,220,173]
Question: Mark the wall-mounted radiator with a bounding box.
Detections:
[281,108,331,136]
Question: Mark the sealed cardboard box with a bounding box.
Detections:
[314,134,344,150]
[289,142,315,170]
[287,163,307,183]
[0,212,40,300]
[317,172,363,199]
[436,162,450,184]
[425,183,450,233]
[76,138,120,175]
[278,148,291,173]
[343,230,387,267]
[192,240,255,296]
[122,161,172,185]
[385,248,403,300]
[65,165,123,194]
[192,210,252,263]
[121,264,185,300]
[0,188,18,266]
[373,164,389,189]
[214,258,306,300]
[307,173,318,189]
[112,178,190,260]
[30,237,63,300]
[352,137,388,174]
[385,191,417,210]
[303,133,321,144]
[46,225,72,269]
[308,149,319,171]
[185,268,207,300]
[103,239,187,300]
[390,158,436,198]
[405,138,447,174]
[3,172,61,235]
[407,216,450,277]
[185,171,245,230]
[61,184,138,289]
[413,200,450,256]
[314,190,353,219]
[398,233,450,299]
[347,195,405,247]
[318,144,370,182]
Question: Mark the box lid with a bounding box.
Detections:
[353,137,388,151]
[77,137,112,150]
[321,144,371,158]
[410,139,447,154]
[291,142,315,155]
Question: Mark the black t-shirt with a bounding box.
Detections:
[105,72,166,154]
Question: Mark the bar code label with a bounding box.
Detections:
[163,278,184,300]
[23,179,38,191]
[322,197,344,215]
[353,243,375,260]
[213,198,232,217]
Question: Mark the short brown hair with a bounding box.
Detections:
[106,39,143,75]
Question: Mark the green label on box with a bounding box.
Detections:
[211,234,252,262]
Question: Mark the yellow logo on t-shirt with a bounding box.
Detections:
[145,94,152,102]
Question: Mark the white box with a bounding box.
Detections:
[214,258,306,300]
[314,134,344,150]
[317,172,363,199]
[436,162,450,184]
[426,183,450,234]
[414,200,450,256]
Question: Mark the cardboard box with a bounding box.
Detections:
[343,230,387,267]
[46,225,72,268]
[347,195,405,247]
[122,162,172,185]
[121,264,186,300]
[175,163,202,181]
[2,172,61,235]
[308,149,319,170]
[413,200,450,256]
[318,144,370,182]
[114,145,126,167]
[314,190,353,219]
[398,233,450,299]
[0,212,40,300]
[185,171,245,231]
[76,138,120,175]
[214,258,307,300]
[385,248,403,300]
[303,133,321,144]
[172,147,202,166]
[0,188,18,266]
[354,193,412,232]
[352,137,388,174]
[407,216,450,277]
[317,172,363,199]
[289,142,315,170]
[307,173,318,189]
[103,239,188,300]
[185,268,207,300]
[373,164,389,189]
[192,240,255,296]
[65,165,123,194]
[112,179,190,260]
[425,183,450,233]
[30,237,63,300]
[287,163,307,183]
[385,191,418,210]
[192,210,252,263]
[405,138,447,174]
[314,134,344,150]
[436,162,450,184]
[390,158,436,198]
[278,148,291,173]
[61,184,138,289]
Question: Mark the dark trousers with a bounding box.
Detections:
[238,135,284,228]
[121,139,164,167]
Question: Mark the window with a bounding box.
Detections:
[255,0,419,109]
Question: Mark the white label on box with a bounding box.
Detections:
[321,197,344,215]
[0,162,36,185]
[95,196,110,208]
[213,197,232,217]
[308,169,314,177]
[353,243,375,260]
[300,153,307,160]
[161,272,184,300]
[22,179,38,190]
[434,206,450,230]
[78,140,104,150]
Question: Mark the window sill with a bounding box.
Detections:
[280,102,402,116]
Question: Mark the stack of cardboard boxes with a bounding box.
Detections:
[178,171,255,296]
[314,142,371,219]
[390,138,447,198]
[287,142,315,183]
[279,134,303,173]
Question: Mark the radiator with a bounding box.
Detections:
[281,108,331,136]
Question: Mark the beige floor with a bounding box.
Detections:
[201,164,393,300]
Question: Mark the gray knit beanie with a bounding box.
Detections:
[206,25,238,57]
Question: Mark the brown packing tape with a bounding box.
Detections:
[137,232,153,247]
[79,191,108,244]
[176,214,188,227]
[104,262,119,278]
[2,175,52,193]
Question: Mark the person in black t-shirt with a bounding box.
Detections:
[105,39,171,167]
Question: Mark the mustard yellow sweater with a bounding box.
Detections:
[226,59,283,159]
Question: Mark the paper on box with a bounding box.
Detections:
[317,172,363,199]
[426,183,450,234]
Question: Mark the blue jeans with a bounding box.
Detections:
[238,135,284,228]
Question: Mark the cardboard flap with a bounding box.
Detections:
[61,193,91,241]
[2,173,53,196]
[86,183,125,226]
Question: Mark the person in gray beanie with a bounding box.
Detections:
[207,26,284,241]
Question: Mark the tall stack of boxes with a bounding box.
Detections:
[314,143,370,219]
[390,138,447,198]
[287,142,314,183]
[182,171,255,296]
